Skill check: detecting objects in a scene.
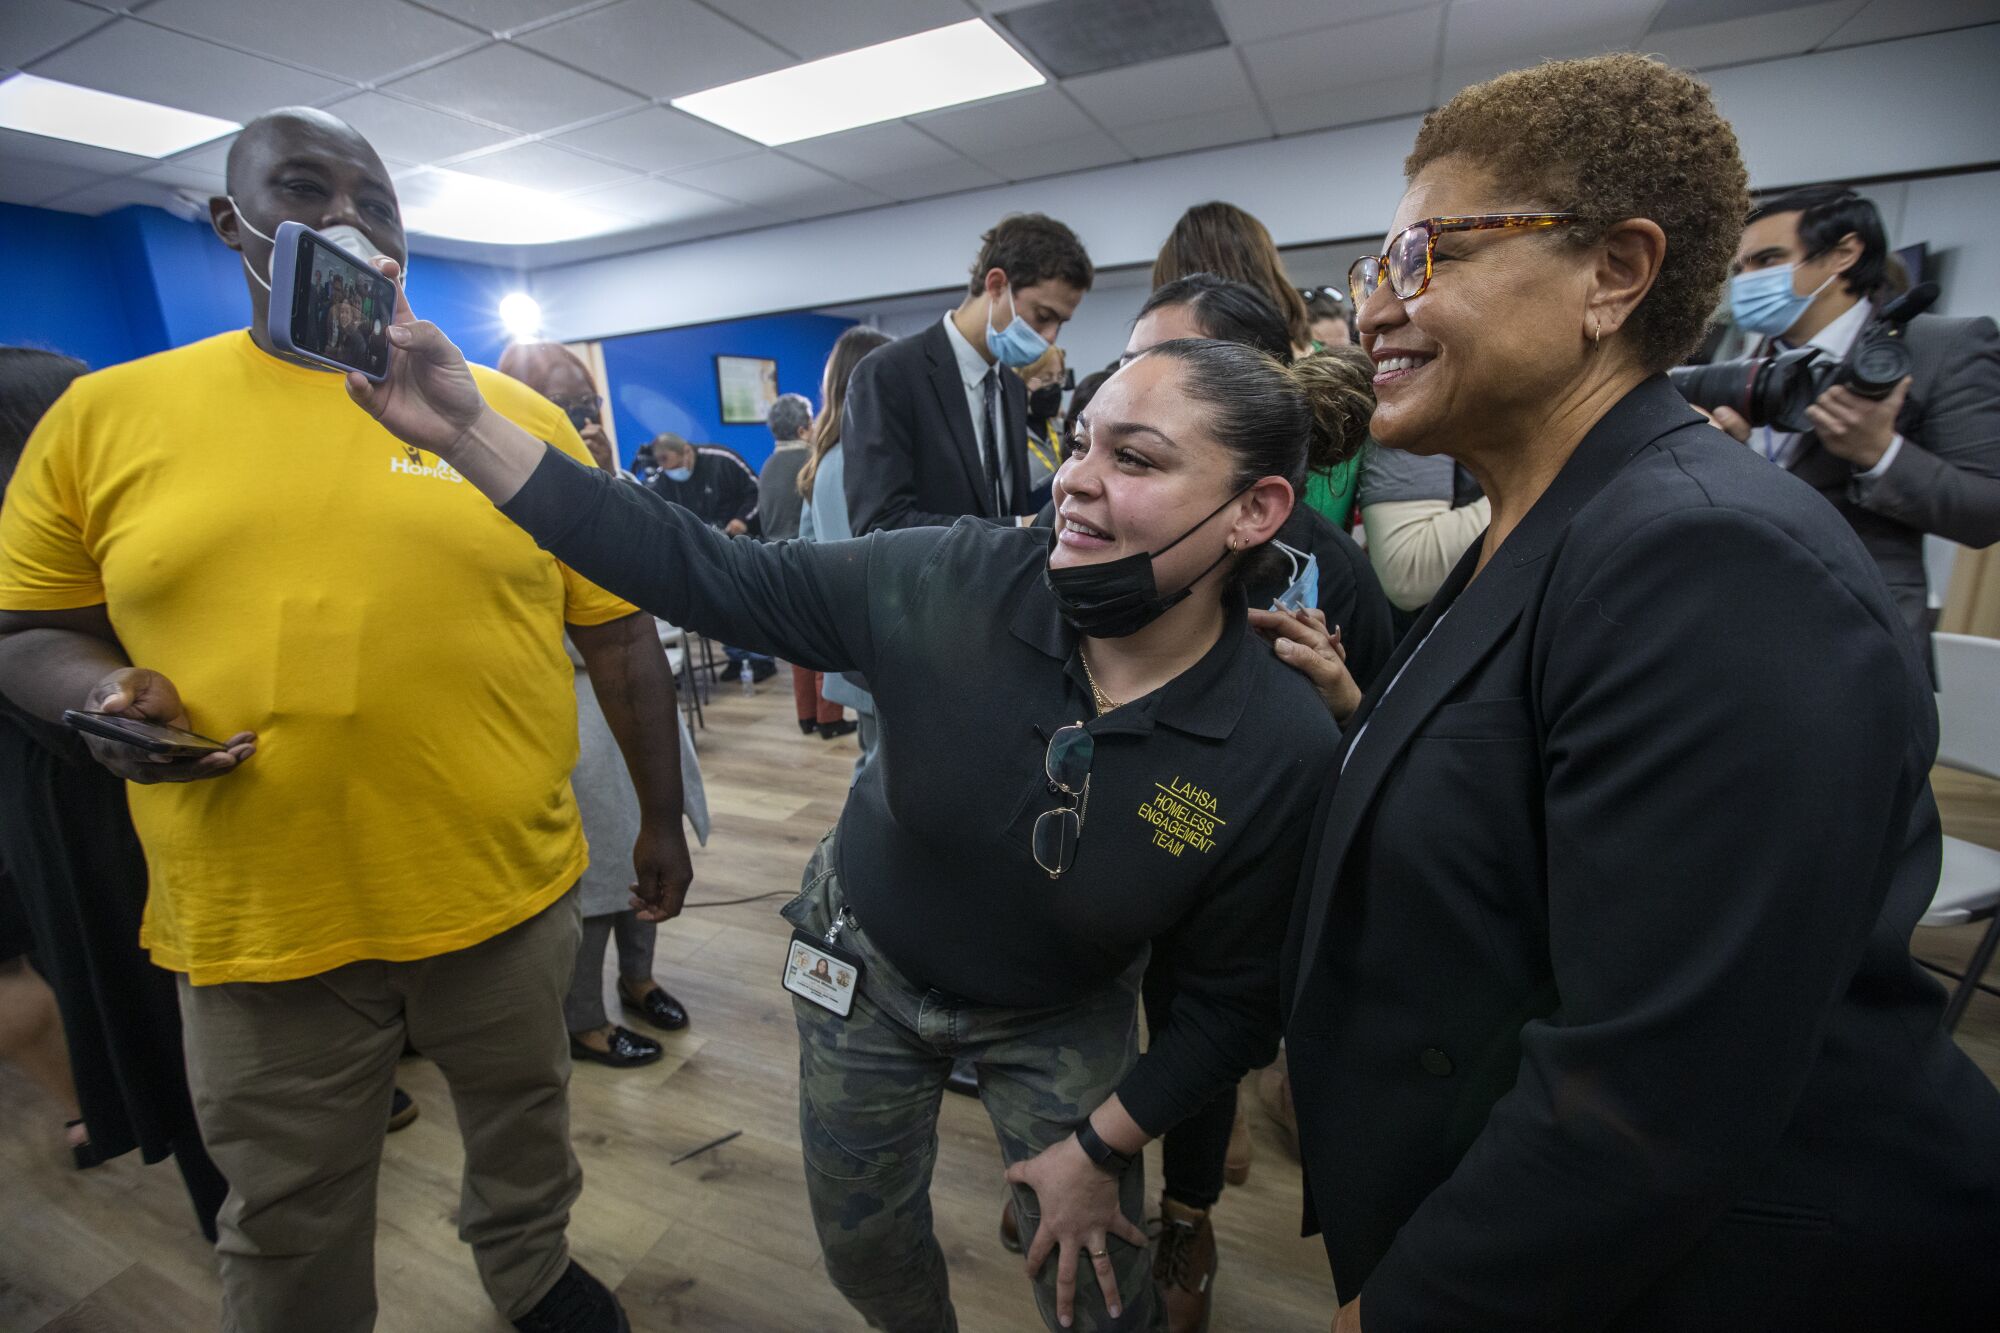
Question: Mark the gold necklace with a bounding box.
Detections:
[1078,648,1122,715]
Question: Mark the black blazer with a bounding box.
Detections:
[1280,377,2000,1331]
[843,319,1030,534]
[1783,312,2000,649]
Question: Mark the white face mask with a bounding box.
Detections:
[226,198,405,291]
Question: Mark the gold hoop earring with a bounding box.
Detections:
[1591,320,1602,346]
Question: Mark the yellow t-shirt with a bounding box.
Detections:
[0,331,636,984]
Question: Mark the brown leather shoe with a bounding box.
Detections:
[1224,1093,1252,1186]
[999,1195,1023,1253]
[1153,1196,1217,1333]
[1256,1055,1298,1161]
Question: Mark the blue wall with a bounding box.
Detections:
[598,311,855,472]
[0,200,524,371]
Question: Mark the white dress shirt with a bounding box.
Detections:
[1757,298,1904,479]
[940,311,1009,509]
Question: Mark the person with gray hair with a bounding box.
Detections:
[759,391,853,738]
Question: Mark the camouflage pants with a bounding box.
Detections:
[782,832,1162,1333]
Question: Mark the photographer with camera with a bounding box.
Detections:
[1693,186,2000,651]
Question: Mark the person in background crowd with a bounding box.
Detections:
[0,345,230,1239]
[798,327,894,782]
[649,431,773,684]
[845,212,1093,534]
[1708,184,2000,657]
[0,109,693,1333]
[1154,202,1362,530]
[761,391,853,740]
[1302,286,1356,348]
[500,341,713,1072]
[1265,55,2000,1331]
[340,253,1373,1332]
[1356,442,1490,625]
[1022,344,1069,512]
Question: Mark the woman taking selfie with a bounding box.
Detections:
[1262,53,2000,1331]
[340,272,1367,1332]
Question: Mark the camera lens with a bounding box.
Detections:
[1842,336,1910,400]
[1668,346,1824,431]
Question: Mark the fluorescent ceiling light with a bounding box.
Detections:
[0,72,238,159]
[672,19,1044,146]
[396,168,628,246]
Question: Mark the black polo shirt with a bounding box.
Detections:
[503,445,1341,1135]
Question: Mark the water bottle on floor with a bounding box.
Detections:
[739,659,755,696]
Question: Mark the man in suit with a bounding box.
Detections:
[1710,185,2000,651]
[844,213,1093,535]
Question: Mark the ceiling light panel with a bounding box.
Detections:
[671,19,1044,146]
[0,73,238,159]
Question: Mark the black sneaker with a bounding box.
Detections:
[513,1261,629,1333]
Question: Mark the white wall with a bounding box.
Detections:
[531,23,2000,343]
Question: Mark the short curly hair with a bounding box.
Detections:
[1406,53,1748,370]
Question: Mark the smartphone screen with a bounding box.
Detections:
[290,230,396,379]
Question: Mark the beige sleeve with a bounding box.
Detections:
[1360,497,1493,612]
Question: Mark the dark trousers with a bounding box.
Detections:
[1141,966,1234,1211]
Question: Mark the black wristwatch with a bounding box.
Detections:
[1073,1120,1134,1175]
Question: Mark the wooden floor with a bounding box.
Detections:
[4,682,1999,1333]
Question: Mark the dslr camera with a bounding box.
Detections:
[1670,282,1936,432]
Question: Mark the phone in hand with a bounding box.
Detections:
[62,710,228,759]
[268,220,397,381]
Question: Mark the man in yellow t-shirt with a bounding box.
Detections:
[0,109,688,1333]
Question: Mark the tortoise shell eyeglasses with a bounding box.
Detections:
[1348,213,1577,308]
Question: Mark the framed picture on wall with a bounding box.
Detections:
[715,355,779,424]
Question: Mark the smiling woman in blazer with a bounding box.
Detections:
[1263,54,2000,1332]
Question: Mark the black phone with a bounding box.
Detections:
[62,710,228,758]
[269,220,397,381]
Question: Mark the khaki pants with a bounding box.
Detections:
[178,889,583,1333]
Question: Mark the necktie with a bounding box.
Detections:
[980,368,1007,515]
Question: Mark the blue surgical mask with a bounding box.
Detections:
[986,286,1050,368]
[1272,540,1319,613]
[1729,263,1836,339]
[662,464,694,483]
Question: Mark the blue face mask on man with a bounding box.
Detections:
[986,283,1050,368]
[1729,262,1838,339]
[661,464,694,483]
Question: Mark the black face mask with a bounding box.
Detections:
[1042,485,1250,638]
[1029,384,1063,420]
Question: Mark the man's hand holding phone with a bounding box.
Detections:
[76,668,256,783]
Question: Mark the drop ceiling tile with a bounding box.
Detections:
[911,85,1100,157]
[448,139,637,193]
[549,106,754,174]
[1111,102,1270,157]
[566,174,748,224]
[406,0,606,36]
[1065,46,1261,127]
[153,135,237,177]
[976,129,1130,181]
[1821,0,2000,47]
[137,155,228,194]
[1215,0,1441,43]
[779,120,965,181]
[383,42,639,134]
[1240,4,1441,100]
[771,179,900,222]
[1441,0,1657,69]
[0,0,114,68]
[865,155,1006,202]
[0,124,155,175]
[1643,1,1865,69]
[322,91,517,164]
[27,18,353,122]
[0,154,100,206]
[142,0,485,84]
[668,151,873,209]
[1260,71,1432,135]
[702,0,975,59]
[516,0,792,99]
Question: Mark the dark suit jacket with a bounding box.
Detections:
[843,319,1030,534]
[1281,377,2000,1331]
[1785,312,2000,647]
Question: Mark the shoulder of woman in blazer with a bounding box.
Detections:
[1256,53,2000,1333]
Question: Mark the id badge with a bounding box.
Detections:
[783,927,864,1019]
